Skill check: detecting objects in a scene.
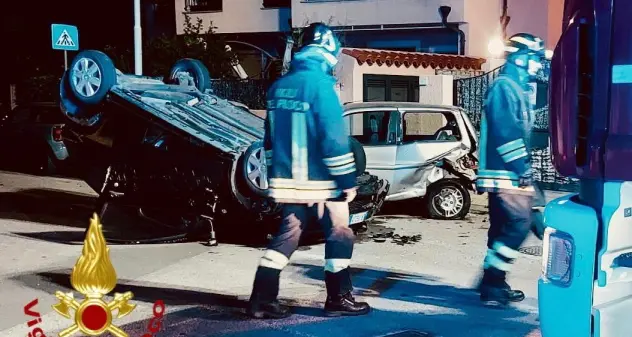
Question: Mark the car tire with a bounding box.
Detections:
[167,58,211,93]
[60,71,105,134]
[67,50,117,106]
[425,179,471,220]
[240,140,269,197]
[349,136,366,176]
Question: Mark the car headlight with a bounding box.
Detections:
[541,228,574,287]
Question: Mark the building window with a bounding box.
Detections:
[185,0,222,12]
[363,75,419,102]
[262,0,291,8]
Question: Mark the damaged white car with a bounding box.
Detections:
[343,102,479,220]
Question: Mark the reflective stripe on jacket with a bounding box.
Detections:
[476,73,535,195]
[263,48,357,203]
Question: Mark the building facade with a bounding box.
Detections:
[175,0,563,59]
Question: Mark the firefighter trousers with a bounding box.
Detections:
[250,202,356,304]
[482,191,534,286]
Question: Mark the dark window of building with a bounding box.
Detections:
[363,75,419,102]
[262,0,291,8]
[186,0,222,12]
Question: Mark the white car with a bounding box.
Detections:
[343,102,479,220]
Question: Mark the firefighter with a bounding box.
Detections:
[246,22,370,319]
[475,33,546,307]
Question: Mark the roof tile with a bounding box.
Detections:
[341,48,486,70]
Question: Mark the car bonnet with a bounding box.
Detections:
[110,83,265,157]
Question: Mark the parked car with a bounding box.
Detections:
[58,50,389,243]
[342,102,479,220]
[0,102,70,175]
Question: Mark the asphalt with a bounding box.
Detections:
[0,170,570,337]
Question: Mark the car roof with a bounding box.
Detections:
[343,101,460,112]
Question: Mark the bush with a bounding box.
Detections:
[104,14,237,79]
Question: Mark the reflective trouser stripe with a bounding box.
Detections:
[324,258,350,273]
[493,241,521,259]
[484,253,512,271]
[259,249,290,270]
[484,241,521,272]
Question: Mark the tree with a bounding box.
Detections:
[105,14,238,79]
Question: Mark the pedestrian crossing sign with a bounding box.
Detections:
[51,24,79,51]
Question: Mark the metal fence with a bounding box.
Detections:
[210,79,269,110]
[453,61,579,192]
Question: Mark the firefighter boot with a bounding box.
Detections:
[247,266,291,319]
[324,268,371,317]
[479,267,525,307]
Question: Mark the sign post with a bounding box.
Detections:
[51,24,79,70]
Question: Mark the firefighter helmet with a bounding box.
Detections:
[505,33,546,77]
[299,22,342,67]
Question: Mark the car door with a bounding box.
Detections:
[393,109,469,196]
[343,108,399,188]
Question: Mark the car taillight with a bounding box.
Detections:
[541,228,574,287]
[52,125,64,142]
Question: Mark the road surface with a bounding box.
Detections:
[0,170,565,337]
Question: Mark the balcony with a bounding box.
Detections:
[177,0,291,34]
[291,0,466,27]
[185,0,222,12]
[263,0,291,8]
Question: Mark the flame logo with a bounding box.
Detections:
[71,214,117,298]
[52,214,135,337]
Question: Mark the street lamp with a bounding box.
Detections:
[488,36,505,57]
[134,0,143,75]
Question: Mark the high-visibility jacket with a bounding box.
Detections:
[263,47,357,203]
[476,70,536,196]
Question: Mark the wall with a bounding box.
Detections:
[505,0,563,49]
[335,54,454,104]
[463,0,501,58]
[418,75,453,105]
[352,60,437,103]
[335,54,357,104]
[174,0,291,34]
[291,0,465,27]
[546,0,564,49]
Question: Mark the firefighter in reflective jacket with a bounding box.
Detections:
[246,22,371,319]
[475,33,546,306]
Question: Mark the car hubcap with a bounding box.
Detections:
[247,147,268,190]
[72,58,102,97]
[432,186,464,218]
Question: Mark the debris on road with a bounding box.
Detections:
[369,232,422,245]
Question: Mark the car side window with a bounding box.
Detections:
[344,110,398,146]
[402,111,461,143]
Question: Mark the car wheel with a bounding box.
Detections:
[425,179,471,220]
[60,71,104,134]
[167,59,211,93]
[67,50,117,106]
[240,140,269,197]
[349,136,366,176]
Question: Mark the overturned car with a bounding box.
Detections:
[59,50,389,243]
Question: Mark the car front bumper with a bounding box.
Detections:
[349,176,390,225]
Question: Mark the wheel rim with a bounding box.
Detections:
[431,186,464,218]
[246,147,268,190]
[71,57,102,97]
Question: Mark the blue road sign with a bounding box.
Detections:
[51,24,79,51]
